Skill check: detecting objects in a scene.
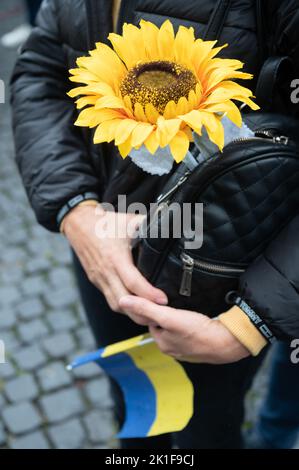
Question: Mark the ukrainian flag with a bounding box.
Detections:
[68,333,194,438]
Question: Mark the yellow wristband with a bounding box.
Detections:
[219,306,267,356]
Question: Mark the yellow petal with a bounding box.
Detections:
[199,111,225,150]
[69,70,99,84]
[123,95,134,116]
[75,56,120,91]
[95,95,126,110]
[144,130,160,154]
[179,110,203,134]
[140,20,159,60]
[93,42,127,78]
[131,123,154,147]
[75,108,124,127]
[157,20,175,60]
[115,119,139,145]
[109,23,147,70]
[169,130,190,163]
[67,85,98,98]
[94,119,123,144]
[118,136,132,158]
[75,96,99,109]
[163,100,177,120]
[188,89,199,110]
[86,82,116,96]
[174,25,195,66]
[176,97,190,115]
[205,68,253,93]
[134,102,147,122]
[145,103,160,124]
[157,117,182,148]
[204,101,242,127]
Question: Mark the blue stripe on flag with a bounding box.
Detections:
[96,352,156,438]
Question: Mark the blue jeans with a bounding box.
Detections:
[256,342,299,449]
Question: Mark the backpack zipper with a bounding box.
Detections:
[179,253,246,297]
[156,130,290,206]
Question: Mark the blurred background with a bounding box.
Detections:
[0,0,294,451]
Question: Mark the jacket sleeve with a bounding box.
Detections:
[238,214,299,341]
[10,0,101,232]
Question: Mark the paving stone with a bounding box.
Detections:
[2,248,27,264]
[0,308,17,329]
[0,267,24,284]
[43,287,78,309]
[2,402,42,434]
[84,377,113,409]
[48,418,85,449]
[0,422,5,446]
[4,375,39,403]
[40,388,85,424]
[10,431,50,449]
[83,410,116,444]
[72,361,101,380]
[0,393,6,410]
[17,298,44,320]
[0,361,16,380]
[1,330,20,352]
[75,327,96,350]
[37,362,72,392]
[14,345,47,371]
[49,268,74,287]
[21,275,47,296]
[76,304,86,323]
[47,310,78,332]
[42,332,75,358]
[26,258,51,274]
[0,286,20,306]
[18,318,49,344]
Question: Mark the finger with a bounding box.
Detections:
[116,251,168,305]
[119,296,174,329]
[102,269,130,313]
[126,312,154,326]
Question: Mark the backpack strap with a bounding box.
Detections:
[255,56,292,111]
[203,0,232,40]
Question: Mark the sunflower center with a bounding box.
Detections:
[120,61,198,114]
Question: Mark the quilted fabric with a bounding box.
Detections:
[195,154,299,263]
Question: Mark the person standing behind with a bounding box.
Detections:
[1,0,42,48]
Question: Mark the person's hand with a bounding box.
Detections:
[119,296,250,364]
[63,205,168,313]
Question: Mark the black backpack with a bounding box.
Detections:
[134,111,299,315]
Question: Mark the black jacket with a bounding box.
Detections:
[10,0,299,340]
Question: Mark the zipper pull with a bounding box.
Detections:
[180,254,194,297]
[273,135,289,145]
[156,172,190,204]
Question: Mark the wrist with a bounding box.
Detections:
[62,202,105,237]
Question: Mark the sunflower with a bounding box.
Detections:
[68,20,259,163]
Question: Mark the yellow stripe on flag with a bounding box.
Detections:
[128,341,194,436]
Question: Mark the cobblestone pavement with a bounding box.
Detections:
[0,0,118,450]
[0,0,297,450]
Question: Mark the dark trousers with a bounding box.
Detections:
[255,342,299,448]
[73,254,267,449]
[25,0,42,25]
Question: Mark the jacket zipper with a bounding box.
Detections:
[179,253,246,297]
